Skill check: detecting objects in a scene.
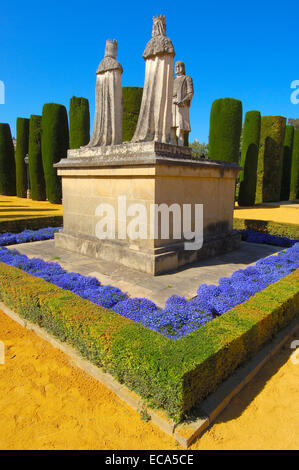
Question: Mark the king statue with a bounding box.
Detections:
[172,61,194,146]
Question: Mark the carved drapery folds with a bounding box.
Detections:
[132,16,175,144]
[88,40,123,147]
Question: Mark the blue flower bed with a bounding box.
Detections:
[0,228,298,340]
[239,229,298,247]
[0,227,62,246]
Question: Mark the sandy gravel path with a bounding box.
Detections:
[0,310,298,450]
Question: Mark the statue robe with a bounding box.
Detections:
[132,35,175,144]
[88,57,123,147]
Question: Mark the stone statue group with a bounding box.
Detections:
[88,15,194,148]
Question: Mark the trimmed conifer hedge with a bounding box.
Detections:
[28,115,46,201]
[122,87,143,142]
[238,111,261,206]
[208,98,243,163]
[15,117,29,198]
[69,96,90,149]
[0,123,16,195]
[41,103,69,204]
[289,128,299,200]
[280,125,295,201]
[255,116,286,203]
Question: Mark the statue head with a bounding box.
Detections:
[152,15,166,37]
[175,61,185,76]
[105,39,118,59]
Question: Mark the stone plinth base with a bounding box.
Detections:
[55,229,241,275]
[54,142,241,275]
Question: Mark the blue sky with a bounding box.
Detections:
[0,0,298,142]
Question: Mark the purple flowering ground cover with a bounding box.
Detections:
[240,229,298,247]
[0,227,62,246]
[0,228,298,340]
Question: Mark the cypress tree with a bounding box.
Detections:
[122,87,143,142]
[289,128,299,200]
[208,98,243,163]
[280,125,294,200]
[69,96,90,149]
[238,111,261,206]
[0,123,16,195]
[15,117,29,197]
[255,116,286,203]
[41,103,69,204]
[28,115,46,201]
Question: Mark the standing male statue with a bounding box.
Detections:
[88,39,123,147]
[172,61,194,146]
[132,15,175,144]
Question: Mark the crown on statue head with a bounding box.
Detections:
[105,39,118,57]
[152,15,166,36]
[153,15,165,25]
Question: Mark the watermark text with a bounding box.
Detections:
[95,196,203,250]
[290,80,299,104]
[290,340,299,365]
[0,341,4,364]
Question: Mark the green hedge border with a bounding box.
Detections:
[0,215,63,234]
[233,218,299,239]
[0,262,298,421]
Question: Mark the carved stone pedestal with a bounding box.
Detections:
[54,142,241,275]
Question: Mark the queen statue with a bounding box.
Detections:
[88,39,123,147]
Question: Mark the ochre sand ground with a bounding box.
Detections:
[234,203,299,225]
[0,196,62,221]
[0,195,297,225]
[0,310,298,450]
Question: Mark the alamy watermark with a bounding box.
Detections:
[290,80,299,104]
[290,340,299,365]
[0,81,4,104]
[0,340,4,364]
[95,196,203,250]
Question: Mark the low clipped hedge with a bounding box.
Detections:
[0,261,298,421]
[233,218,299,239]
[0,215,63,234]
